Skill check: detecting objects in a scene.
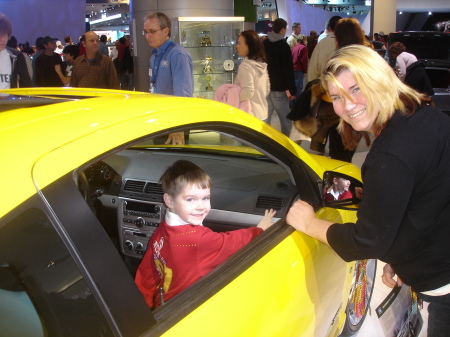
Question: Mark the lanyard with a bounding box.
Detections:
[150,40,175,86]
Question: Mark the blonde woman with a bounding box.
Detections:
[287,45,450,336]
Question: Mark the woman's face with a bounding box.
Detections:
[236,35,249,58]
[327,70,379,134]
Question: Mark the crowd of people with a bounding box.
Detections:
[0,12,133,91]
[2,10,448,335]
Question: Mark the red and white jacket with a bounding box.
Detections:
[135,213,262,309]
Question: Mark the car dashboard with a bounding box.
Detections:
[85,148,298,260]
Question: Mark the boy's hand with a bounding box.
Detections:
[165,132,185,145]
[257,209,277,231]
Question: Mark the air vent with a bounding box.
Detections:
[123,180,146,192]
[256,195,284,210]
[144,182,163,195]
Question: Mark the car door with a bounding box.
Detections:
[16,114,354,336]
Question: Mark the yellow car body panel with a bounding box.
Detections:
[161,231,353,337]
[1,89,325,218]
[0,88,363,336]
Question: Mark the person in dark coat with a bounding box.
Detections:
[405,60,434,96]
[263,18,297,136]
[287,45,450,337]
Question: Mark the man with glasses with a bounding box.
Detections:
[144,12,193,145]
[70,31,119,89]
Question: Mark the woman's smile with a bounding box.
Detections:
[348,108,366,119]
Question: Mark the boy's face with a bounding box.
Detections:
[64,53,74,63]
[164,184,211,225]
[334,178,350,192]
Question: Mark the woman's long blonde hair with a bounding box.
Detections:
[321,45,431,150]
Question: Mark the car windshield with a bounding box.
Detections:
[0,94,81,112]
[129,130,270,160]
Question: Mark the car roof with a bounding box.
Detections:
[1,88,314,217]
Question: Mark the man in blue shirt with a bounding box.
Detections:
[144,12,194,144]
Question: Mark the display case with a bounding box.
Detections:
[172,17,245,99]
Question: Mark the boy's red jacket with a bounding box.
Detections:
[135,220,262,308]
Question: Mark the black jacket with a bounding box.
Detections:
[405,60,434,96]
[328,105,450,292]
[6,47,32,88]
[263,33,296,95]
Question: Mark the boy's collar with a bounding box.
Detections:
[165,209,203,226]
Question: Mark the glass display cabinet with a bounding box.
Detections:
[171,17,245,99]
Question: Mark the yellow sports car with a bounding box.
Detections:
[0,88,375,337]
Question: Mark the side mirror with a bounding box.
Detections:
[322,171,363,208]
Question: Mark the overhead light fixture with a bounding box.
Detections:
[90,13,121,24]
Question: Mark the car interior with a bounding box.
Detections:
[1,124,312,336]
[0,119,363,336]
[79,128,302,275]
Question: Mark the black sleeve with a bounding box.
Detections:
[16,53,32,87]
[58,56,67,77]
[282,44,296,96]
[35,55,45,87]
[327,151,415,261]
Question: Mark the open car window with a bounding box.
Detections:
[85,128,300,266]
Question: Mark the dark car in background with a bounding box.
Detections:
[387,32,450,115]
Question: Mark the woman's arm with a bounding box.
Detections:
[54,64,70,85]
[287,200,332,245]
[235,62,255,101]
[287,151,415,261]
[327,152,415,261]
[395,54,407,82]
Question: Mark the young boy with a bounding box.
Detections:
[324,176,352,201]
[135,160,276,309]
